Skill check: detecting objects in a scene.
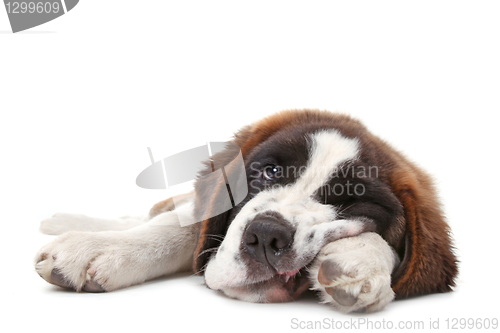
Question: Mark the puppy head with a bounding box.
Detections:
[193,110,404,302]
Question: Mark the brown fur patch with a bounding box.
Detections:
[364,132,458,297]
[149,191,195,218]
[190,109,458,298]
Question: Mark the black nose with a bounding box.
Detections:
[243,218,293,268]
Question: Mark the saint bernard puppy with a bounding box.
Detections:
[35,109,458,312]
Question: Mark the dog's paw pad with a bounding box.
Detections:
[82,267,105,292]
[50,268,72,289]
[34,232,113,292]
[318,259,342,284]
[309,235,397,312]
[325,287,358,306]
[317,259,357,285]
[82,279,105,292]
[46,266,105,292]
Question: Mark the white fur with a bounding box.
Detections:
[35,197,199,291]
[294,130,360,198]
[34,129,397,313]
[309,232,399,313]
[205,130,361,291]
[40,213,146,235]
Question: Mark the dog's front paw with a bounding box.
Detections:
[309,232,399,313]
[34,231,128,292]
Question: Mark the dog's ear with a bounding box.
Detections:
[390,167,458,297]
[192,119,287,274]
[192,139,251,275]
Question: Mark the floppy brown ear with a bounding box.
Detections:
[192,171,233,275]
[390,166,458,298]
[192,137,253,275]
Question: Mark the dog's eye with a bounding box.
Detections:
[263,165,279,181]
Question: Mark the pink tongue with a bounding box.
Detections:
[279,269,300,276]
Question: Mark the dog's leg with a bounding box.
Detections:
[39,213,147,235]
[39,192,195,235]
[34,199,199,292]
[309,232,399,313]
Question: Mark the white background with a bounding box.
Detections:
[1,1,499,332]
